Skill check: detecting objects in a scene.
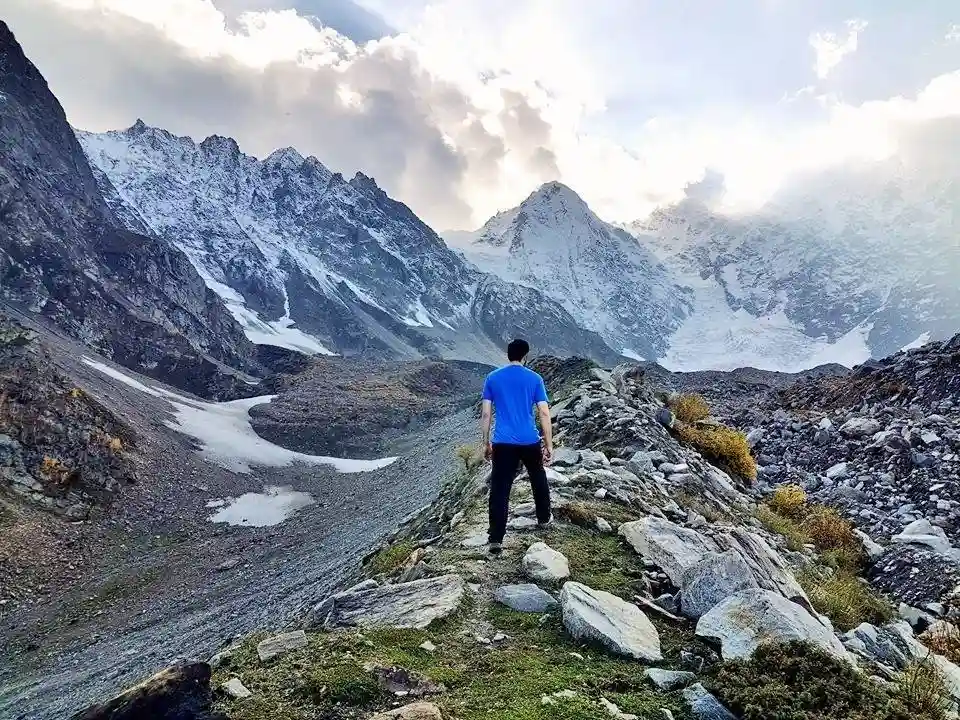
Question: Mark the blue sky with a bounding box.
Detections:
[5,0,959,228]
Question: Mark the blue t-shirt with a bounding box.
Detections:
[481,364,549,445]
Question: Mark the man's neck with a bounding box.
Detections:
[508,361,524,366]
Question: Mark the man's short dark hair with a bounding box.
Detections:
[507,338,530,362]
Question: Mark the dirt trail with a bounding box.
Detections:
[0,315,480,720]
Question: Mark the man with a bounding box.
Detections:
[480,338,553,555]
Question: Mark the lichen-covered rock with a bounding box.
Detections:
[522,542,570,583]
[494,584,557,613]
[680,550,759,619]
[619,517,718,585]
[325,574,465,630]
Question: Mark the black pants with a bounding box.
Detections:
[488,442,551,544]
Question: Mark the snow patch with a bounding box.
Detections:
[81,358,398,474]
[662,281,873,372]
[207,486,315,527]
[901,332,932,351]
[621,348,647,362]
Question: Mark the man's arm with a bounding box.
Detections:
[480,399,493,459]
[537,401,553,464]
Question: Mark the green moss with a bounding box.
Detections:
[367,540,416,575]
[797,566,894,632]
[301,661,382,706]
[756,505,811,551]
[552,532,645,597]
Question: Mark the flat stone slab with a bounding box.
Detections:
[522,542,570,583]
[560,581,662,661]
[326,574,465,630]
[257,630,308,662]
[619,517,718,585]
[643,668,697,691]
[494,584,558,613]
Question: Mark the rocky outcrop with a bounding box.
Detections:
[71,663,225,720]
[680,551,759,620]
[0,23,256,398]
[559,582,663,661]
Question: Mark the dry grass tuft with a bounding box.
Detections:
[798,566,894,631]
[454,444,484,472]
[757,505,810,551]
[671,393,711,423]
[802,507,858,553]
[768,484,808,519]
[675,423,757,482]
[38,456,71,486]
[921,622,960,665]
[893,658,952,720]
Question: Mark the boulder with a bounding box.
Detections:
[552,447,580,466]
[325,575,465,630]
[559,582,662,661]
[680,550,759,619]
[71,663,225,720]
[682,683,737,720]
[257,630,308,662]
[494,584,558,613]
[221,678,251,699]
[853,529,885,562]
[891,518,957,557]
[643,668,697,691]
[522,542,570,583]
[713,528,812,612]
[696,589,848,661]
[619,517,718,585]
[839,418,882,438]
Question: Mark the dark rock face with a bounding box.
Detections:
[70,663,225,720]
[0,314,136,515]
[0,23,255,398]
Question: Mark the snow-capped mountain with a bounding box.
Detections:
[79,125,620,366]
[627,145,960,369]
[445,182,693,360]
[0,22,257,397]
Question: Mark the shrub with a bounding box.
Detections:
[708,640,933,720]
[802,507,858,554]
[920,622,960,665]
[768,485,808,519]
[108,436,123,453]
[556,502,596,529]
[798,566,895,631]
[455,444,484,472]
[675,422,757,482]
[672,393,711,423]
[38,456,71,485]
[756,506,810,551]
[892,658,951,720]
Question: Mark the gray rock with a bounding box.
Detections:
[839,418,882,438]
[682,684,737,720]
[853,529,886,562]
[627,451,657,475]
[596,516,613,533]
[680,550,760,619]
[559,582,662,661]
[552,447,580,466]
[494,584,558,613]
[643,668,697,691]
[222,678,252,699]
[579,449,610,467]
[325,574,465,630]
[523,542,571,583]
[257,630,308,661]
[696,589,848,661]
[507,516,539,530]
[825,462,849,480]
[713,528,812,611]
[892,518,956,556]
[619,517,718,585]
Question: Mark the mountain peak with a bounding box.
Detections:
[517,181,592,220]
[199,134,240,156]
[265,146,305,168]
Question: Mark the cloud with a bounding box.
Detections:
[948,24,960,43]
[4,0,564,229]
[682,169,727,206]
[810,18,868,80]
[212,0,392,42]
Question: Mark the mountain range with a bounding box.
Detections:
[2,19,958,393]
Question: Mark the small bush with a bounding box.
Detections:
[556,502,596,529]
[672,393,711,423]
[708,640,933,720]
[802,507,859,554]
[675,422,757,482]
[768,485,808,519]
[921,622,960,665]
[38,456,71,485]
[367,541,415,575]
[455,444,484,472]
[798,566,895,631]
[892,658,951,720]
[757,505,810,551]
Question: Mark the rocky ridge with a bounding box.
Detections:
[68,344,960,720]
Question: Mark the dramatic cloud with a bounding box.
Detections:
[4,0,960,228]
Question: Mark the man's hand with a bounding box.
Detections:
[542,443,553,466]
[484,441,493,461]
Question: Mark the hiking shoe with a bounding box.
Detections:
[488,542,503,556]
[537,514,554,528]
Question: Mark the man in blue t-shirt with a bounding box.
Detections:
[480,338,553,555]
